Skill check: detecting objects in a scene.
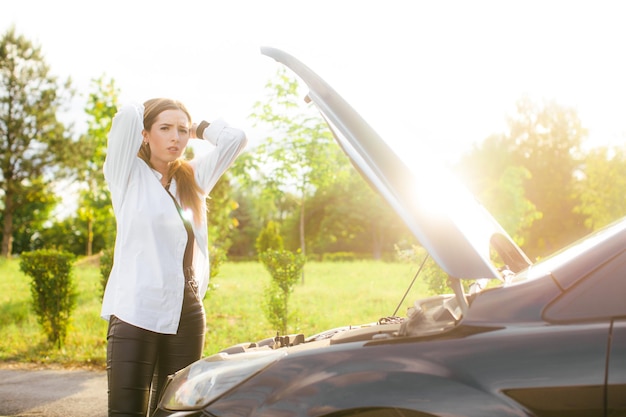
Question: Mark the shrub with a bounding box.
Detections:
[259,249,305,335]
[255,221,284,256]
[19,249,77,348]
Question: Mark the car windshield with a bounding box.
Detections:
[508,218,626,286]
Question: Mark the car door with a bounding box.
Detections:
[542,249,626,417]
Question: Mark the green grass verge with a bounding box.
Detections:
[0,257,428,369]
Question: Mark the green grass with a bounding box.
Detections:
[0,257,429,369]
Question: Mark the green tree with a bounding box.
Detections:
[303,168,413,258]
[74,76,119,255]
[455,133,542,248]
[227,186,264,259]
[4,177,59,253]
[576,145,626,230]
[505,97,588,259]
[0,27,74,257]
[206,172,242,282]
[36,216,85,255]
[248,68,346,257]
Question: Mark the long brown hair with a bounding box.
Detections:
[138,98,204,225]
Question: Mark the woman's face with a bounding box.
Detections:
[143,109,191,169]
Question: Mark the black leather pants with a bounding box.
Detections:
[106,280,205,417]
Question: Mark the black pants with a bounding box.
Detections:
[106,280,205,417]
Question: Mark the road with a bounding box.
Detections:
[0,366,107,417]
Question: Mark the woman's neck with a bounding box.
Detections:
[151,160,170,187]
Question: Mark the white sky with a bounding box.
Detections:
[2,0,626,164]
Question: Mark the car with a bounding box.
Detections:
[152,47,626,417]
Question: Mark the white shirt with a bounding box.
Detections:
[100,102,247,334]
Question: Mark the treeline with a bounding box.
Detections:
[1,27,625,262]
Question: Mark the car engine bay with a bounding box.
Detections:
[218,292,462,355]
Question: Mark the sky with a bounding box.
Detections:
[2,0,626,164]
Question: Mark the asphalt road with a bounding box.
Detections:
[0,367,107,417]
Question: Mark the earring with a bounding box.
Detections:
[142,141,148,147]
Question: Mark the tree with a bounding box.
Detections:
[2,177,59,253]
[248,68,346,257]
[505,97,588,259]
[576,145,626,230]
[456,98,588,259]
[226,186,265,259]
[35,216,85,255]
[206,172,243,281]
[73,76,119,255]
[455,133,542,248]
[0,27,74,257]
[303,168,412,258]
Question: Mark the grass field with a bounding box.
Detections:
[0,256,429,369]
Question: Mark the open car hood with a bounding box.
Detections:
[261,47,531,280]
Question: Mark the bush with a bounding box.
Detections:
[259,249,306,335]
[19,249,77,348]
[255,221,284,256]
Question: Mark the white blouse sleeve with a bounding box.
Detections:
[192,118,248,193]
[103,103,144,202]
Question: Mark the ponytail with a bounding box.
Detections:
[168,159,204,225]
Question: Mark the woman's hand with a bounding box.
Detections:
[190,123,198,139]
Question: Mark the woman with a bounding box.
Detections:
[101,98,247,416]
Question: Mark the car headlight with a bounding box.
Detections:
[159,349,287,411]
